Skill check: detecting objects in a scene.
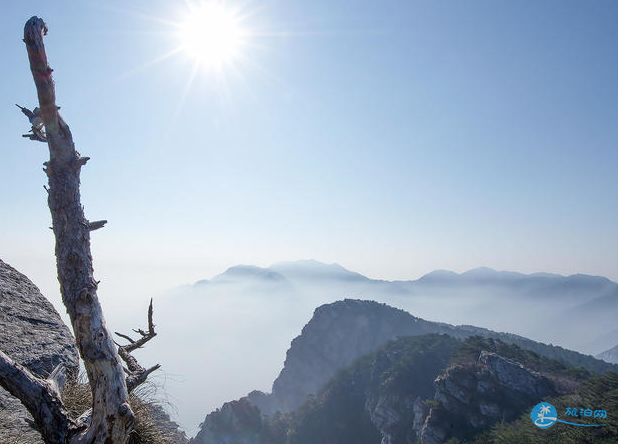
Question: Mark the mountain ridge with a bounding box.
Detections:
[192,314,616,444]
[251,299,616,416]
[182,260,618,354]
[194,260,618,286]
[189,298,615,442]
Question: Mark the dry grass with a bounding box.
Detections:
[1,373,176,444]
[61,372,168,444]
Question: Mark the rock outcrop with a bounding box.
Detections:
[195,299,615,442]
[0,258,79,442]
[147,403,190,444]
[247,299,613,416]
[191,399,264,444]
[192,331,586,444]
[367,394,430,444]
[597,343,618,364]
[420,351,557,444]
[248,300,469,414]
[0,258,189,443]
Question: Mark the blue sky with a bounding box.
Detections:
[1,0,617,319]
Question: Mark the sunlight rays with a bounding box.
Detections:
[178,2,245,68]
[109,0,331,118]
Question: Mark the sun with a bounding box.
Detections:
[178,2,246,69]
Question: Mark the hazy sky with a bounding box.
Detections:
[1,0,617,321]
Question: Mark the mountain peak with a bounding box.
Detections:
[596,343,618,364]
[460,266,499,276]
[269,260,368,281]
[418,269,459,282]
[213,265,287,282]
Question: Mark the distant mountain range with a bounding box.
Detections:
[150,260,617,433]
[188,260,617,354]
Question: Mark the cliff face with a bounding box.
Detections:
[253,299,465,415]
[194,299,616,443]
[420,352,557,444]
[0,259,79,442]
[194,299,616,444]
[597,343,618,364]
[194,334,458,444]
[189,280,614,444]
[193,333,592,444]
[191,399,264,444]
[147,403,190,444]
[247,299,614,417]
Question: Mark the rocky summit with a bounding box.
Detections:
[0,258,79,442]
[421,351,557,443]
[597,343,618,364]
[192,333,612,444]
[193,299,617,444]
[246,299,613,417]
[248,299,468,415]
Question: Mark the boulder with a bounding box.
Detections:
[0,258,79,442]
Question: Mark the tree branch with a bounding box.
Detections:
[115,299,161,392]
[0,350,76,443]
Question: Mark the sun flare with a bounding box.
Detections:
[178,2,245,68]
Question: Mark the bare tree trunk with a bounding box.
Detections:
[0,15,161,443]
[23,15,135,443]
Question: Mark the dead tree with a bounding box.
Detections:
[0,17,160,444]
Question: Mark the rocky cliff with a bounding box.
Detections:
[420,351,557,443]
[597,343,618,364]
[147,403,190,444]
[192,399,264,444]
[192,333,598,444]
[249,299,468,414]
[246,299,613,416]
[193,299,616,443]
[0,259,79,442]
